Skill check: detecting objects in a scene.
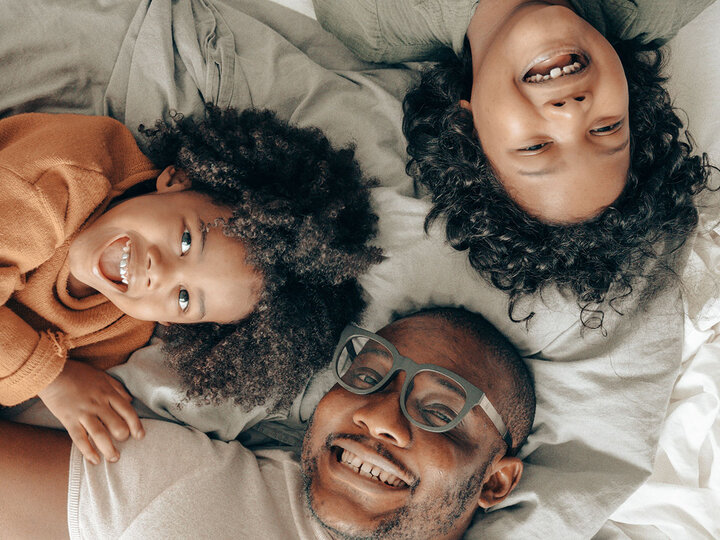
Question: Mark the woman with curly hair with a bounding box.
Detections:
[0,106,381,464]
[313,0,715,325]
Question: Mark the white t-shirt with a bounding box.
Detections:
[67,419,331,540]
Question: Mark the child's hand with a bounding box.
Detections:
[37,359,144,465]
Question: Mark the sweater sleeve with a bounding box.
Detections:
[0,164,73,405]
[312,0,479,62]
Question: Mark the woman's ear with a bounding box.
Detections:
[477,456,523,509]
[459,99,472,112]
[155,166,192,193]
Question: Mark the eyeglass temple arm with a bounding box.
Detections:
[478,394,512,448]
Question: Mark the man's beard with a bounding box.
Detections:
[300,416,488,540]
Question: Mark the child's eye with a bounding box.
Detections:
[178,288,190,312]
[181,229,192,255]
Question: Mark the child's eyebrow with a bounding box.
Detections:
[198,217,207,254]
[196,289,206,321]
[195,217,207,320]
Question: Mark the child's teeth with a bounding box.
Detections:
[550,67,562,78]
[118,239,131,285]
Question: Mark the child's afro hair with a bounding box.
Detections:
[140,105,383,410]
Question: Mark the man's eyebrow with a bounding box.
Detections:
[434,375,483,419]
[435,375,468,400]
[359,344,393,359]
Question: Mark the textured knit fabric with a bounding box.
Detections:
[67,419,332,540]
[312,0,715,62]
[0,113,158,406]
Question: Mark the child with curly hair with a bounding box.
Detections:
[313,0,716,326]
[0,106,381,464]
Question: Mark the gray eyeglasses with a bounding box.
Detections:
[332,324,511,447]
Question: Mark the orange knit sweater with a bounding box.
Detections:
[0,113,159,406]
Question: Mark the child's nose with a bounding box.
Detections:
[145,245,178,290]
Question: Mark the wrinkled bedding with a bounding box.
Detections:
[1,0,718,537]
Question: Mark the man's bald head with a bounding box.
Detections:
[302,307,536,540]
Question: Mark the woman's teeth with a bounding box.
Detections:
[119,240,131,285]
[524,61,582,83]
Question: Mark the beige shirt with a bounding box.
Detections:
[68,419,331,540]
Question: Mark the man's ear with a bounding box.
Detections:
[155,166,192,193]
[477,456,523,509]
[459,99,472,112]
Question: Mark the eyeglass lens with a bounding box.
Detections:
[336,336,469,429]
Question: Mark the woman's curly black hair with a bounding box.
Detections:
[403,38,714,328]
[140,105,382,410]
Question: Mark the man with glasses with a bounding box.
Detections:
[1,307,535,539]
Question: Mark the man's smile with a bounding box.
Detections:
[330,438,413,489]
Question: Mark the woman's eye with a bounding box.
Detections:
[180,229,192,255]
[591,120,623,135]
[519,142,549,152]
[178,288,190,312]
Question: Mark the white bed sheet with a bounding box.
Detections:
[268,0,720,537]
[601,3,720,537]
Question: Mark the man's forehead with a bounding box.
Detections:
[376,315,487,378]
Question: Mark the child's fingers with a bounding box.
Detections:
[81,416,119,463]
[66,424,100,466]
[107,376,133,402]
[109,394,144,440]
[97,405,131,442]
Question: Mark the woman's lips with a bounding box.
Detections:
[521,50,589,83]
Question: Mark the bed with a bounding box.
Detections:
[1,0,718,537]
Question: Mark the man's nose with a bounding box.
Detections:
[352,388,412,448]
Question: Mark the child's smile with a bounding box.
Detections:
[98,236,133,289]
[68,168,264,324]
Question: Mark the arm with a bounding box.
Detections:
[312,0,478,62]
[0,420,71,539]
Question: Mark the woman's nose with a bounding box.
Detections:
[544,91,591,115]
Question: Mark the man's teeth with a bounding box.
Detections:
[119,240,131,285]
[339,448,406,487]
[525,61,582,83]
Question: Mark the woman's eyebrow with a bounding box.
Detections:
[519,165,560,177]
[605,137,630,155]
